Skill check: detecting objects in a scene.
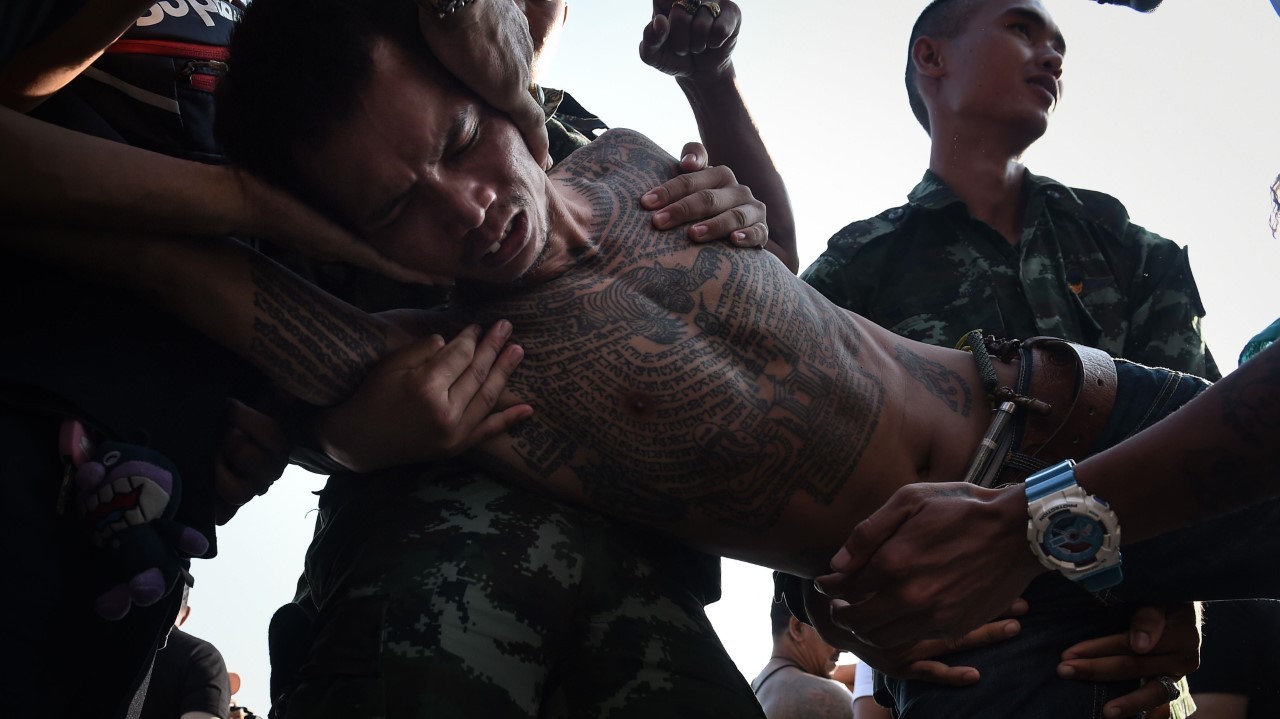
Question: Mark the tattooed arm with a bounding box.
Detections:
[7,227,409,406]
[1073,341,1279,542]
[807,342,1280,646]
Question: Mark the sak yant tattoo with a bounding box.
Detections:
[247,252,387,406]
[895,343,973,417]
[233,129,889,534]
[452,131,884,531]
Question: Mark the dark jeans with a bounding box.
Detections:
[884,360,1220,718]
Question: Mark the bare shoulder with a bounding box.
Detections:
[763,674,854,719]
[545,128,692,270]
[550,127,680,190]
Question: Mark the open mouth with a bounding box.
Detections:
[481,211,531,268]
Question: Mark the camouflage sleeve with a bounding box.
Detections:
[800,220,888,313]
[1122,225,1221,381]
[800,255,863,311]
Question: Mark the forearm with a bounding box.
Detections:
[677,70,798,272]
[1076,343,1280,543]
[0,106,251,236]
[0,0,155,112]
[8,226,411,406]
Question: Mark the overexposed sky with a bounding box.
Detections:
[185,1,1280,712]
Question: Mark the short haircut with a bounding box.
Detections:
[905,0,983,135]
[216,0,429,197]
[770,598,793,639]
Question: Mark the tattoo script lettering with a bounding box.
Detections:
[894,343,973,417]
[456,131,885,531]
[247,252,387,406]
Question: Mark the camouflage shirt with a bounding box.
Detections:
[539,87,608,165]
[802,170,1220,379]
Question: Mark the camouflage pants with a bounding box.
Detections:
[276,468,763,719]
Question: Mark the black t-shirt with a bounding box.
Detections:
[140,627,232,719]
[1189,599,1280,718]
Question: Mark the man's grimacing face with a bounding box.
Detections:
[296,40,555,286]
[932,0,1066,138]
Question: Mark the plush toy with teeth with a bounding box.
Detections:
[76,441,210,620]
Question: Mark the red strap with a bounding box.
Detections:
[106,38,230,62]
[188,73,219,93]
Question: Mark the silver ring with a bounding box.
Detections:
[1155,675,1182,703]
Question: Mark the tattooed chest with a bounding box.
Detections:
[461,129,884,530]
[476,240,879,530]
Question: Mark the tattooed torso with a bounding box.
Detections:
[413,130,990,572]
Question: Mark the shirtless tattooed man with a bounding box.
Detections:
[18,0,1276,716]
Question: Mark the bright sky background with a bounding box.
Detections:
[184,1,1280,712]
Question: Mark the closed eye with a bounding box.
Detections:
[438,105,481,165]
[448,119,481,161]
[368,190,412,232]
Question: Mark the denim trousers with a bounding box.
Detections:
[883,360,1252,719]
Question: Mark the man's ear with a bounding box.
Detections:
[788,616,807,643]
[912,36,946,80]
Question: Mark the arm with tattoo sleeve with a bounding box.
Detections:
[1075,341,1279,542]
[7,228,407,406]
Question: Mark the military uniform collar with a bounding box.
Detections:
[907,169,1084,211]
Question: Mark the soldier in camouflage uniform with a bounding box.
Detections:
[801,169,1218,380]
[791,1,1216,717]
[801,0,1216,382]
[267,1,778,717]
[279,464,757,718]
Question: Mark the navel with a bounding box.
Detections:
[623,390,654,417]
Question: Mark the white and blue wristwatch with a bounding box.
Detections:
[1025,460,1123,592]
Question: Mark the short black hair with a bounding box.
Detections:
[905,0,983,135]
[216,0,428,196]
[770,598,793,639]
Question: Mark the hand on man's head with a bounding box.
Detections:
[417,0,551,169]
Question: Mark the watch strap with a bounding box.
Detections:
[1080,565,1124,593]
[1025,459,1078,501]
[1026,459,1123,591]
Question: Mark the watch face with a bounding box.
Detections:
[1042,509,1105,565]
